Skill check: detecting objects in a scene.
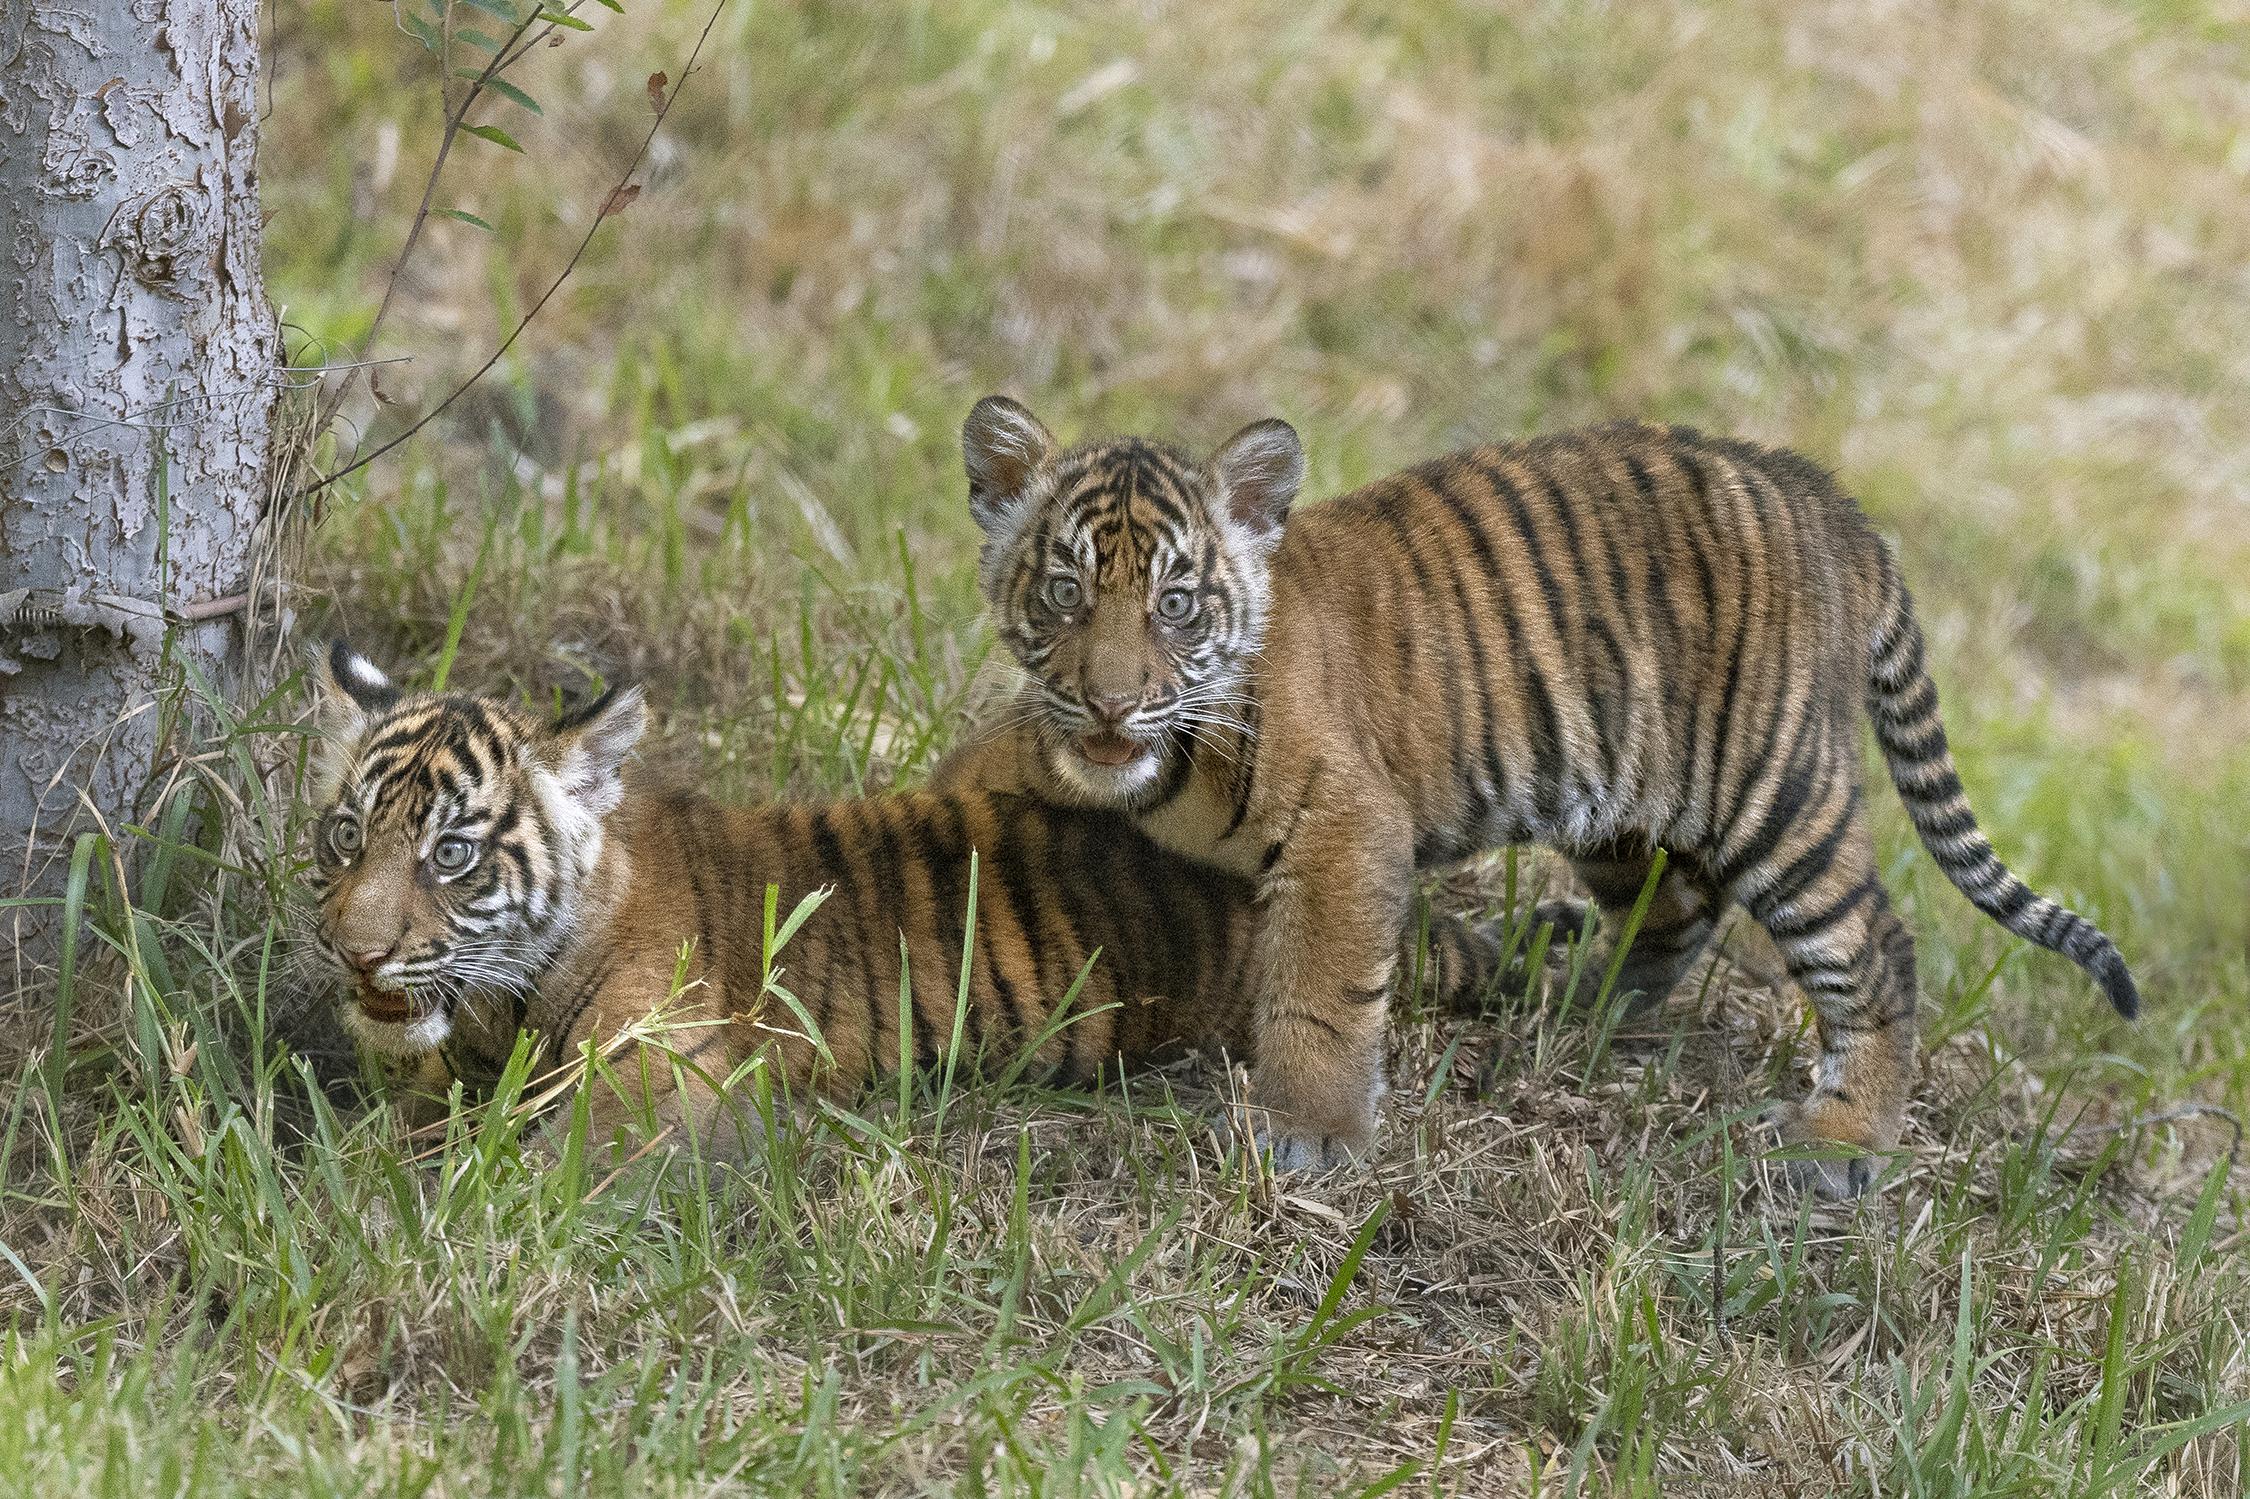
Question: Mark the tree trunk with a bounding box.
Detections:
[0,0,277,996]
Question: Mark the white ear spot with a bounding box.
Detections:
[962,395,1057,537]
[309,642,399,784]
[338,653,392,702]
[1207,419,1304,546]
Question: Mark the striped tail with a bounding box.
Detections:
[1864,564,2140,1019]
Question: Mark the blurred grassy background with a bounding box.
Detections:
[276,0,2249,1073]
[40,0,2223,1489]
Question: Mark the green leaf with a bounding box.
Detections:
[46,833,101,1127]
[482,77,543,114]
[400,10,444,52]
[430,518,494,690]
[452,26,504,51]
[460,122,525,153]
[458,0,523,20]
[591,0,624,10]
[770,884,832,957]
[434,207,496,232]
[539,8,595,30]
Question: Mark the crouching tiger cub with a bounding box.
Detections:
[304,644,1507,1161]
[938,400,2140,1195]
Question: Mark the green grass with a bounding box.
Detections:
[4,0,2248,1492]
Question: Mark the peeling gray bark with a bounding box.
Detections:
[0,0,277,990]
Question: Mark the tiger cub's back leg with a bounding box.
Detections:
[1564,840,1725,1014]
[1727,769,1920,1198]
[1411,910,1567,1012]
[1407,849,1720,1015]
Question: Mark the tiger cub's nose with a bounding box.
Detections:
[1087,691,1137,725]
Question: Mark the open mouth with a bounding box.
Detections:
[1073,729,1151,768]
[354,984,421,1025]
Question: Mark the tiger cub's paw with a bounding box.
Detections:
[1763,1098,1889,1200]
[1232,1079,1378,1174]
[1252,1120,1364,1174]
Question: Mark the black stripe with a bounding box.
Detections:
[1878,722,1951,766]
[932,798,986,1054]
[987,800,1060,1046]
[1761,872,1880,940]
[1217,700,1261,841]
[1123,821,1181,1003]
[1475,459,1572,819]
[1276,1008,1346,1042]
[807,806,876,1073]
[1419,466,1515,822]
[1897,766,1965,804]
[1044,815,1105,1080]
[1984,878,2034,921]
[1872,629,1926,690]
[1876,677,1939,725]
[866,807,932,1068]
[1742,787,1860,914]
[1141,737,1198,814]
[1696,459,1757,840]
[1386,480,1490,831]
[1910,804,1979,840]
[1666,445,1724,821]
[552,953,619,1050]
[906,803,969,1056]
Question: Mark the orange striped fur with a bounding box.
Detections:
[940,401,2138,1194]
[304,646,1504,1160]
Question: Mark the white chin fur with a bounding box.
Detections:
[1048,740,1166,803]
[343,1003,453,1058]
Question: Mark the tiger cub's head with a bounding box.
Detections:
[960,395,1303,803]
[305,643,645,1057]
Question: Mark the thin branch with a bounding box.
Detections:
[305,0,594,448]
[293,0,730,503]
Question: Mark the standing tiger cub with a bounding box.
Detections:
[937,399,2139,1195]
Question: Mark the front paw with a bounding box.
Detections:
[1254,1121,1362,1173]
[1763,1099,1882,1199]
[1234,1086,1377,1174]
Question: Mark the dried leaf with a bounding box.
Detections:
[600,183,642,218]
[647,71,669,113]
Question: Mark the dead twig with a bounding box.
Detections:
[2066,1101,2244,1173]
[294,0,732,503]
[305,0,586,449]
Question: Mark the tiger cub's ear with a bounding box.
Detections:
[312,640,398,737]
[962,395,1056,538]
[548,684,647,817]
[1206,418,1303,550]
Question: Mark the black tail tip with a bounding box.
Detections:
[2092,948,2141,1021]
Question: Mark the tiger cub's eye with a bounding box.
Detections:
[431,836,477,875]
[1045,576,1084,612]
[328,817,362,859]
[1156,588,1197,625]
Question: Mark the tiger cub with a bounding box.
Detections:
[304,644,1503,1160]
[938,399,2140,1195]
